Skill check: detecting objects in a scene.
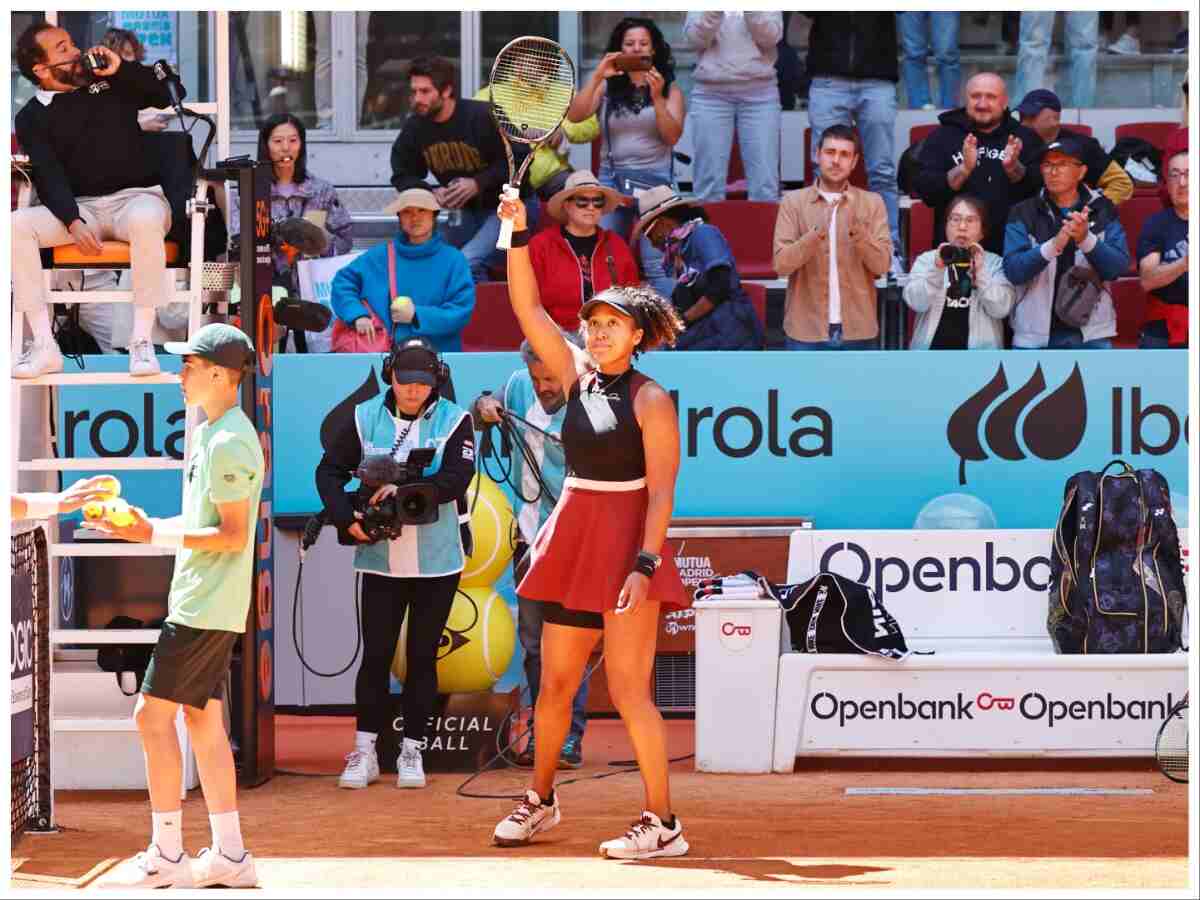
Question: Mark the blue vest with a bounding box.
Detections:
[352,394,469,578]
[502,369,567,545]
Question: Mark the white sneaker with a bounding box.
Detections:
[191,847,258,888]
[1107,33,1141,55]
[128,339,161,377]
[493,789,561,847]
[11,337,64,379]
[599,811,689,860]
[338,748,380,789]
[397,737,427,788]
[97,844,193,889]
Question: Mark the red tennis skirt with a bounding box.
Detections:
[517,477,690,615]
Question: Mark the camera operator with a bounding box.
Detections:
[903,194,1015,350]
[12,24,181,379]
[315,338,475,791]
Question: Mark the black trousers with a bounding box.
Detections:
[355,572,459,742]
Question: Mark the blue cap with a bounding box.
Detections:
[1017,89,1062,118]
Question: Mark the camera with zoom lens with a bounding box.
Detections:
[939,244,974,301]
[346,448,439,543]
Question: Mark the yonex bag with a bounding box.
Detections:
[1048,460,1186,654]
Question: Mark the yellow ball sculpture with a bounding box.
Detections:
[391,586,516,694]
[459,474,516,589]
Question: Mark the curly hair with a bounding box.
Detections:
[604,17,676,115]
[581,285,685,355]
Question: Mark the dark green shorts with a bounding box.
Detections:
[142,622,238,710]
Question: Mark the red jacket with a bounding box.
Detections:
[529,226,640,329]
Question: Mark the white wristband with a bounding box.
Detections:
[150,521,186,549]
[22,494,59,519]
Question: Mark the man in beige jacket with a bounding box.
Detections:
[772,124,892,349]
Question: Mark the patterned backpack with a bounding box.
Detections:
[1048,460,1187,653]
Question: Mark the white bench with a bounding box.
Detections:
[694,529,1189,773]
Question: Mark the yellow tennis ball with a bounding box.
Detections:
[94,475,121,500]
[81,501,106,522]
[105,499,135,528]
[391,586,516,694]
[460,474,516,589]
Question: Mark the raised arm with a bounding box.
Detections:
[568,55,619,122]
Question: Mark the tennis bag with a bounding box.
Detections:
[1048,460,1187,654]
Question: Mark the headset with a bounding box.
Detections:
[381,336,451,391]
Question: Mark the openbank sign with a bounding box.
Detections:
[810,690,1183,729]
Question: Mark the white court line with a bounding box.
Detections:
[845,788,1155,797]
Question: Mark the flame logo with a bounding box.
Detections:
[319,369,381,454]
[947,363,1087,484]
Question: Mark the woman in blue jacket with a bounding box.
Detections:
[331,188,476,352]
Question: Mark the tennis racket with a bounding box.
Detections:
[488,36,576,250]
[1154,693,1188,783]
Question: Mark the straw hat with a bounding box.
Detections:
[629,185,700,243]
[545,169,624,222]
[383,187,441,215]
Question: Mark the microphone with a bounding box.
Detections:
[152,59,186,116]
[273,217,330,257]
[273,297,333,333]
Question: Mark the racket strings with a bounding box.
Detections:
[490,40,574,142]
[1156,706,1188,779]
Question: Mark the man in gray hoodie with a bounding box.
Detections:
[684,11,783,203]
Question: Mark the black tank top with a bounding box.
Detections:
[562,368,648,481]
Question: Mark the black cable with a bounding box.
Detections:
[292,549,362,679]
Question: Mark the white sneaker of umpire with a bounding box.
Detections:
[128,338,161,376]
[97,844,193,889]
[338,748,380,789]
[11,337,64,379]
[396,737,426,788]
[191,847,258,888]
[599,811,689,860]
[493,789,562,846]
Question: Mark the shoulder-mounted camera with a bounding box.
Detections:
[346,447,439,543]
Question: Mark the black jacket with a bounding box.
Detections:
[912,107,1044,255]
[15,61,176,229]
[802,14,898,83]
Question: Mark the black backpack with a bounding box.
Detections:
[97,615,164,696]
[1049,460,1186,654]
[1109,137,1162,185]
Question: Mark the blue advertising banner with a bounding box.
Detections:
[58,351,1189,531]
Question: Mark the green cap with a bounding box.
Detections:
[164,323,255,371]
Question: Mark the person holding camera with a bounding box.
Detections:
[904,195,1015,350]
[315,338,476,790]
[1002,134,1130,350]
[12,23,181,379]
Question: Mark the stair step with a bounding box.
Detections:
[49,543,176,558]
[19,457,184,471]
[12,372,180,386]
[52,629,161,645]
[54,718,138,732]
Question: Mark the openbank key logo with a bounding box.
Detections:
[717,613,753,652]
[948,362,1086,485]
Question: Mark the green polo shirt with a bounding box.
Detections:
[165,406,265,633]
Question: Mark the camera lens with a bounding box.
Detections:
[401,492,427,519]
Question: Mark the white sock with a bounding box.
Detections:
[209,810,245,859]
[26,306,53,341]
[151,810,184,861]
[131,306,157,343]
[355,731,378,754]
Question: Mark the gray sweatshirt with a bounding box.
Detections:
[684,11,783,93]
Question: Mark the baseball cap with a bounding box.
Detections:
[1016,88,1062,118]
[383,188,441,215]
[164,323,255,371]
[389,339,440,386]
[1034,132,1089,164]
[578,295,644,327]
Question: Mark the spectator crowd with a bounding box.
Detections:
[11,12,1190,380]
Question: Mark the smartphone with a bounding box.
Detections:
[613,53,653,73]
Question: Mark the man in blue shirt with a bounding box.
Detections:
[1137,149,1189,348]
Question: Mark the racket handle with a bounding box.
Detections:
[496,184,519,251]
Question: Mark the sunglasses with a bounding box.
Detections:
[571,195,607,209]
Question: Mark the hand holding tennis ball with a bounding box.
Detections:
[104,499,136,528]
[391,296,415,324]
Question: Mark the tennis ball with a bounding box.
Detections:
[459,474,516,589]
[105,499,136,528]
[93,475,121,500]
[81,501,106,522]
[391,586,516,694]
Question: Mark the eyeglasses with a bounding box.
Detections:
[1166,170,1189,183]
[571,196,607,209]
[948,214,981,226]
[1041,161,1082,173]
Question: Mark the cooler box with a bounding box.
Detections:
[693,599,784,773]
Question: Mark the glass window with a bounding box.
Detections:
[10,12,45,126]
[357,12,460,131]
[579,12,694,95]
[228,11,330,133]
[479,13,558,89]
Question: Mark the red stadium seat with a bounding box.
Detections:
[1115,121,1180,154]
[909,123,938,146]
[461,282,526,351]
[1116,192,1162,274]
[1109,277,1147,349]
[704,200,780,280]
[741,281,767,330]
[908,199,935,267]
[804,127,869,189]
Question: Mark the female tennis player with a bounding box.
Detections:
[490,195,690,860]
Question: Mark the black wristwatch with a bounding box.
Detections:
[634,550,662,579]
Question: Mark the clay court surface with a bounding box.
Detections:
[10,715,1191,891]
